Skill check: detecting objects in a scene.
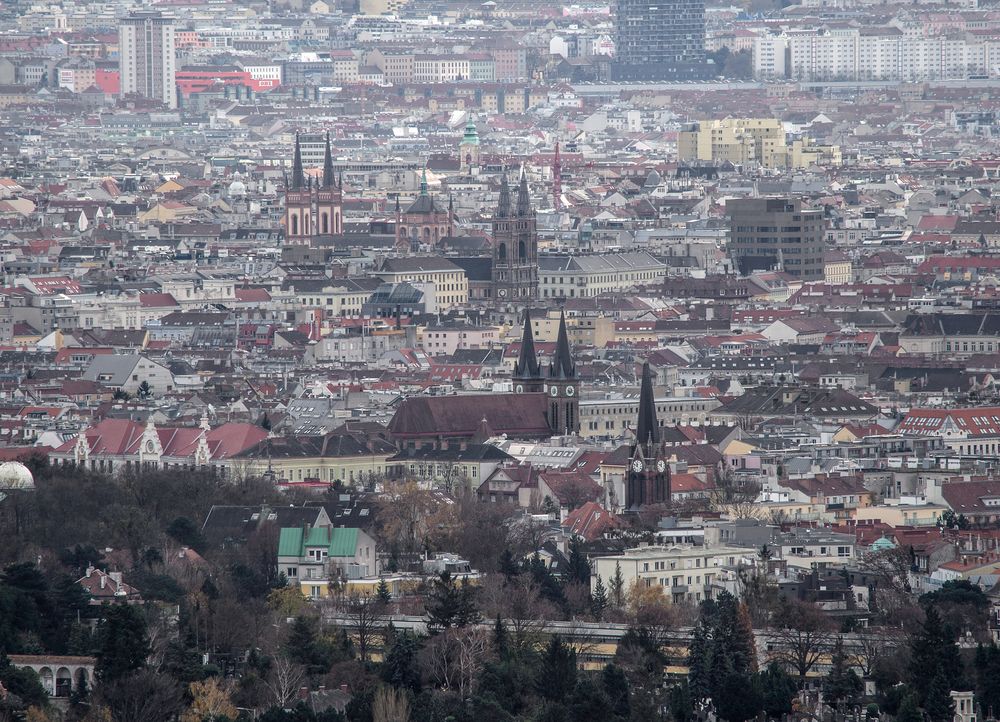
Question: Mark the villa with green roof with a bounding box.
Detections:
[277,524,379,599]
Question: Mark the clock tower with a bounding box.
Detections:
[545,310,579,435]
[491,168,539,302]
[626,361,671,510]
[513,307,544,394]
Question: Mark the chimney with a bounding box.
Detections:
[100,575,106,590]
[298,686,309,702]
[340,684,349,693]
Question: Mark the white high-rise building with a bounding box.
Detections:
[118,12,176,109]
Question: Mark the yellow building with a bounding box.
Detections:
[374,257,468,309]
[678,118,840,170]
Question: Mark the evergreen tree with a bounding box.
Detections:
[756,662,797,719]
[669,680,693,722]
[924,665,956,722]
[566,537,591,587]
[591,576,609,620]
[492,615,508,657]
[602,664,630,720]
[897,693,923,722]
[910,606,962,701]
[498,549,520,579]
[375,577,391,605]
[715,672,763,722]
[609,562,625,608]
[975,643,1000,718]
[687,614,713,703]
[425,572,481,633]
[96,603,149,683]
[380,629,422,693]
[537,636,578,703]
[823,637,862,710]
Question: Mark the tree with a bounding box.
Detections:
[924,665,956,722]
[769,599,833,688]
[566,537,591,587]
[756,662,797,719]
[137,381,153,399]
[609,562,625,608]
[376,578,391,606]
[96,603,150,683]
[98,670,183,722]
[260,413,272,431]
[425,572,480,633]
[264,656,305,708]
[0,651,46,709]
[896,692,923,722]
[372,685,409,722]
[823,637,862,710]
[715,672,762,722]
[339,593,386,663]
[538,636,577,703]
[380,630,422,694]
[166,517,207,553]
[909,606,962,701]
[975,643,1000,719]
[602,664,630,720]
[591,577,608,620]
[180,678,237,722]
[112,389,132,401]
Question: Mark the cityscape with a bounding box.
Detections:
[1,0,1000,720]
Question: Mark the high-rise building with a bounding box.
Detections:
[612,0,706,80]
[118,12,177,109]
[726,197,826,281]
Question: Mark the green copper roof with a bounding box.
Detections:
[462,116,479,146]
[279,526,359,558]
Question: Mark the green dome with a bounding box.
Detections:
[462,116,479,146]
[870,535,895,551]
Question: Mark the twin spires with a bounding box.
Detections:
[635,361,659,452]
[513,307,575,383]
[291,132,340,191]
[495,165,532,219]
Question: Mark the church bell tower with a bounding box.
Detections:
[545,310,579,435]
[626,362,670,510]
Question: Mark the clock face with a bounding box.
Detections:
[515,384,523,393]
[565,386,575,396]
[498,289,507,297]
[631,459,644,473]
[146,440,155,453]
[657,460,666,473]
[550,386,559,397]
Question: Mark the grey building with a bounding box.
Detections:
[726,197,827,281]
[612,0,706,80]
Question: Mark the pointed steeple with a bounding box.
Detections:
[516,165,531,216]
[514,307,541,380]
[420,167,428,196]
[496,171,511,218]
[635,361,659,451]
[549,310,575,379]
[322,132,335,189]
[291,133,305,190]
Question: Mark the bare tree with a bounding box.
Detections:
[859,546,917,624]
[419,627,492,699]
[768,600,835,688]
[97,671,183,722]
[335,592,387,663]
[373,685,410,722]
[265,655,305,708]
[848,627,904,679]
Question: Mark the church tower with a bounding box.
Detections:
[491,168,539,301]
[284,134,312,245]
[459,114,480,173]
[626,362,670,509]
[512,307,544,394]
[315,132,343,236]
[545,310,579,435]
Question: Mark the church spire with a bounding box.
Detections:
[514,307,541,380]
[322,132,335,189]
[516,165,531,216]
[420,167,428,196]
[291,133,305,190]
[549,310,575,379]
[496,171,511,218]
[635,361,659,451]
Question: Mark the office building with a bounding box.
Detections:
[727,198,826,281]
[612,0,706,80]
[118,12,177,109]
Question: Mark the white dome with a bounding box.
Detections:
[0,461,34,491]
[228,180,247,198]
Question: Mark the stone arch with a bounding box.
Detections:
[75,667,89,690]
[423,227,431,243]
[290,214,299,236]
[498,243,506,262]
[320,211,329,234]
[519,239,526,260]
[39,667,54,695]
[56,667,72,697]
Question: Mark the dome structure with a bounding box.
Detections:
[228,179,247,198]
[0,461,34,492]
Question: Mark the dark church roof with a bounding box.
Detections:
[387,393,552,439]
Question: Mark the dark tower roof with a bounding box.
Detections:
[291,133,305,191]
[635,361,659,449]
[516,166,531,216]
[322,132,335,189]
[495,172,511,218]
[513,307,541,380]
[549,310,575,379]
